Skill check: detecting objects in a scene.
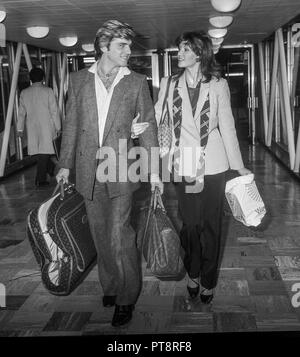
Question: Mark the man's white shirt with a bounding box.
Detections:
[88,61,131,147]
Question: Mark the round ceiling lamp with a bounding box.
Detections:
[59,36,78,47]
[213,46,220,54]
[0,10,6,22]
[208,28,227,38]
[26,26,49,39]
[210,0,241,12]
[209,15,233,28]
[82,43,94,52]
[211,37,224,46]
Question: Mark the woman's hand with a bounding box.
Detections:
[131,113,149,139]
[237,167,252,176]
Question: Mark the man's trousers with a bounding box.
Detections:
[34,154,55,184]
[84,181,141,306]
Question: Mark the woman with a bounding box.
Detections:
[132,31,251,303]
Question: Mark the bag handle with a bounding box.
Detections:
[159,76,172,126]
[142,190,156,245]
[52,179,64,198]
[52,180,74,200]
[141,187,166,252]
[153,186,166,212]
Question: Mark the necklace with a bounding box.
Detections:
[98,66,119,90]
[187,75,201,88]
[186,70,202,88]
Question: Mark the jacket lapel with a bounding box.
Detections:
[177,73,194,123]
[102,75,129,145]
[80,72,99,145]
[193,81,210,122]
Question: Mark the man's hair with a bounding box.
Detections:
[29,67,45,83]
[94,19,135,60]
[175,31,221,82]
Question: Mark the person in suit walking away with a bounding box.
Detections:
[56,19,162,327]
[132,31,251,304]
[17,67,61,186]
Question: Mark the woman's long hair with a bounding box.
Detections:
[174,31,221,82]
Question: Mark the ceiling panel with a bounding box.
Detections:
[0,0,299,53]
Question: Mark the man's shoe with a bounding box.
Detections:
[111,304,134,327]
[102,295,116,307]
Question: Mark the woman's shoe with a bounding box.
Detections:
[200,288,213,304]
[187,278,200,299]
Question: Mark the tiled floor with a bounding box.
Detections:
[0,139,300,336]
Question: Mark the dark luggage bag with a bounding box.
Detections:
[27,181,97,295]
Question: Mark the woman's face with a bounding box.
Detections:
[177,41,198,68]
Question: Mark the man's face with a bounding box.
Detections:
[105,37,132,67]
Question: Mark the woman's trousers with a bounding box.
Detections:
[174,172,226,289]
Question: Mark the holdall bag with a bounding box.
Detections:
[27,180,97,295]
[225,173,266,227]
[141,187,183,278]
[158,76,172,158]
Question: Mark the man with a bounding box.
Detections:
[56,20,162,327]
[17,67,61,186]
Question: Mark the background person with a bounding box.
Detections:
[17,67,61,186]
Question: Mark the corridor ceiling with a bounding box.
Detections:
[1,0,300,53]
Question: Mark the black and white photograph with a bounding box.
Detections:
[0,0,300,350]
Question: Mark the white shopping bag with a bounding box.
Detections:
[225,174,266,227]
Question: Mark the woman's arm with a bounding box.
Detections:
[154,76,169,126]
[217,78,251,175]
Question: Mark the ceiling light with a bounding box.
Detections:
[26,26,49,39]
[210,0,241,12]
[0,10,6,22]
[211,37,224,45]
[59,36,78,47]
[208,28,228,38]
[209,15,233,28]
[82,43,94,52]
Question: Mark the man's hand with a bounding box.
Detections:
[237,167,252,176]
[56,168,70,184]
[150,173,164,194]
[17,131,23,138]
[131,112,149,139]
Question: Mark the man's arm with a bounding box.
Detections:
[135,76,158,151]
[135,76,163,192]
[56,74,78,183]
